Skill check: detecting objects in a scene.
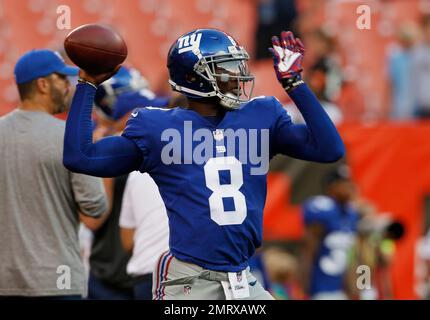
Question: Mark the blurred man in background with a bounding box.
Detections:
[302,165,359,300]
[0,50,107,299]
[255,0,298,59]
[354,207,405,300]
[285,58,343,125]
[416,229,430,299]
[119,171,169,300]
[306,29,343,103]
[284,29,343,125]
[388,22,419,120]
[411,14,430,118]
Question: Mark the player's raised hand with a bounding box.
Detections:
[268,31,305,89]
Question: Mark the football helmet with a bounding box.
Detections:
[94,66,149,118]
[167,28,254,109]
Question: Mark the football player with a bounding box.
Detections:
[64,29,345,300]
[302,166,359,300]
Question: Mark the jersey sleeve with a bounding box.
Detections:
[121,108,161,173]
[63,83,144,178]
[270,84,344,162]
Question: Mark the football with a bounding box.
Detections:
[64,23,127,75]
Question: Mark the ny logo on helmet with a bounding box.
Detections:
[178,33,202,54]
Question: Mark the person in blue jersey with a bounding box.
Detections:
[94,66,170,121]
[63,28,345,300]
[92,66,171,136]
[302,166,359,300]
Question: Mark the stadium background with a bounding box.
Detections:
[1,0,429,299]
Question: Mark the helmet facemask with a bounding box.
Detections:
[193,47,255,109]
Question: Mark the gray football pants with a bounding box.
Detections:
[152,251,274,300]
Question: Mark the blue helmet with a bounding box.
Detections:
[167,28,255,109]
[94,66,149,118]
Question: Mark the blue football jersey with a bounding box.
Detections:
[303,196,359,295]
[122,96,293,272]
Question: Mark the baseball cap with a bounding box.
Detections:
[14,49,78,84]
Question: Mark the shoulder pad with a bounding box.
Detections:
[307,196,336,212]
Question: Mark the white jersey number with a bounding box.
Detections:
[204,157,247,226]
[319,232,355,276]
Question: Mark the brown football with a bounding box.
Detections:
[64,24,127,75]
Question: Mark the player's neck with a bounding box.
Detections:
[187,99,223,117]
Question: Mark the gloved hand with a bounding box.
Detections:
[268,31,305,92]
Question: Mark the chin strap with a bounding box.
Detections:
[169,79,243,109]
[168,79,216,98]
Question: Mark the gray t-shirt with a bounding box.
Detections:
[0,109,107,297]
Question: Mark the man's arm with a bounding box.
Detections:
[70,171,109,221]
[269,31,345,162]
[119,174,137,254]
[120,227,135,254]
[275,84,345,162]
[79,178,113,231]
[63,70,143,177]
